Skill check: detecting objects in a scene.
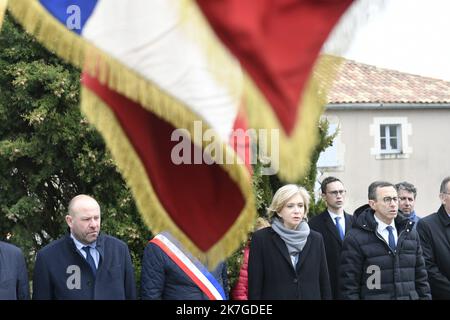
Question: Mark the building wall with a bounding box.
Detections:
[320,108,450,217]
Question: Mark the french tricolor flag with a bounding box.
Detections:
[6,0,255,268]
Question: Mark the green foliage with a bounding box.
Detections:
[0,15,149,293]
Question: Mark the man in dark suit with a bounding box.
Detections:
[0,241,29,300]
[309,176,352,299]
[417,176,450,299]
[32,194,136,299]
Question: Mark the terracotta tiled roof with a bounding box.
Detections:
[327,59,450,104]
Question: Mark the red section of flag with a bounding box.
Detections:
[82,73,246,251]
[196,0,352,135]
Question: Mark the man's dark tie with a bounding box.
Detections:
[82,246,97,276]
[335,216,344,240]
[386,226,396,251]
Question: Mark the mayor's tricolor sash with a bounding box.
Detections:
[151,233,227,300]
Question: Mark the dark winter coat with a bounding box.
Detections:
[0,241,29,300]
[32,233,136,300]
[417,205,450,299]
[248,227,331,300]
[309,210,353,299]
[339,208,431,300]
[140,241,228,300]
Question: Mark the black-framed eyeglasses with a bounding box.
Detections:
[381,197,398,205]
[327,190,346,197]
[442,192,450,195]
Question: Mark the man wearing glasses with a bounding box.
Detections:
[309,176,352,299]
[417,176,450,299]
[339,181,430,300]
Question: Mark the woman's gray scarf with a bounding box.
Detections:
[272,217,310,256]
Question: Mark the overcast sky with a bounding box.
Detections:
[334,0,450,81]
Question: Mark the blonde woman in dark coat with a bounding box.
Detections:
[248,184,331,300]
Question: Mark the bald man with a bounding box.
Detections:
[32,195,136,299]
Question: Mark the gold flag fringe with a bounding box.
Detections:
[0,0,7,30]
[81,88,255,269]
[7,0,256,268]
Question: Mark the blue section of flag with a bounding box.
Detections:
[39,0,98,34]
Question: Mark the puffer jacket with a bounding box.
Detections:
[339,208,431,300]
